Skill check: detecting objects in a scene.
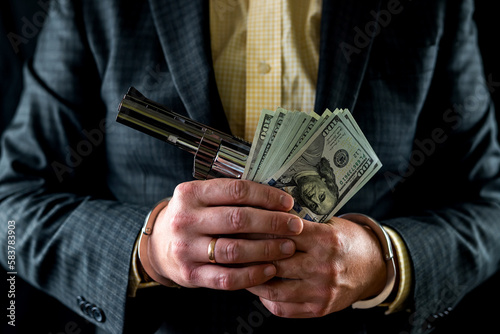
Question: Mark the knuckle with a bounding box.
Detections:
[169,211,195,232]
[228,207,247,232]
[265,187,274,206]
[263,242,272,259]
[215,272,233,290]
[169,214,183,232]
[181,265,198,285]
[174,181,202,203]
[309,303,328,317]
[324,227,345,253]
[325,286,337,305]
[227,180,249,202]
[170,240,189,259]
[246,270,258,287]
[331,233,345,251]
[224,240,241,262]
[328,261,344,284]
[268,302,285,317]
[265,286,280,301]
[269,214,280,234]
[173,182,193,198]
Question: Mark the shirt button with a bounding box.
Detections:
[258,62,271,74]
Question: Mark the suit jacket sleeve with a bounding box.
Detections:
[375,1,500,332]
[0,2,151,333]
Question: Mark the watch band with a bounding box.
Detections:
[340,213,397,309]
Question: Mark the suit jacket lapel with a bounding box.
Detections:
[148,0,381,131]
[315,0,382,113]
[147,0,231,133]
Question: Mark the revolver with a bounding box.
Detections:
[116,87,250,179]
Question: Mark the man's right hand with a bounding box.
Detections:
[145,179,304,290]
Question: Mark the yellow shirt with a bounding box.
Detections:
[130,0,412,315]
[209,0,411,313]
[210,0,321,141]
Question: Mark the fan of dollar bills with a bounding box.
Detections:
[243,108,381,223]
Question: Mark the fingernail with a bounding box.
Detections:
[280,194,293,209]
[280,240,295,255]
[287,217,303,234]
[264,265,276,277]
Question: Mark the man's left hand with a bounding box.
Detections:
[247,216,387,318]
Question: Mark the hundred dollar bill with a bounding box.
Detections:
[242,109,275,179]
[247,108,287,181]
[265,112,381,223]
[334,109,381,193]
[265,111,321,175]
[254,110,311,182]
[281,109,331,165]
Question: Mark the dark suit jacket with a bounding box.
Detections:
[1,1,499,333]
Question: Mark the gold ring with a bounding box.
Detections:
[208,237,218,264]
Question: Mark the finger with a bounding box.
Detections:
[209,237,296,264]
[281,218,322,251]
[278,218,341,251]
[273,252,315,279]
[176,179,294,211]
[247,278,309,303]
[190,263,277,290]
[259,298,320,318]
[238,219,318,249]
[198,206,303,236]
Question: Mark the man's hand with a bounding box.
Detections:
[247,217,387,317]
[145,179,304,290]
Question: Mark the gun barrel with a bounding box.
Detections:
[116,87,250,179]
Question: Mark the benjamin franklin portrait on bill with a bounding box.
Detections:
[273,135,339,215]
